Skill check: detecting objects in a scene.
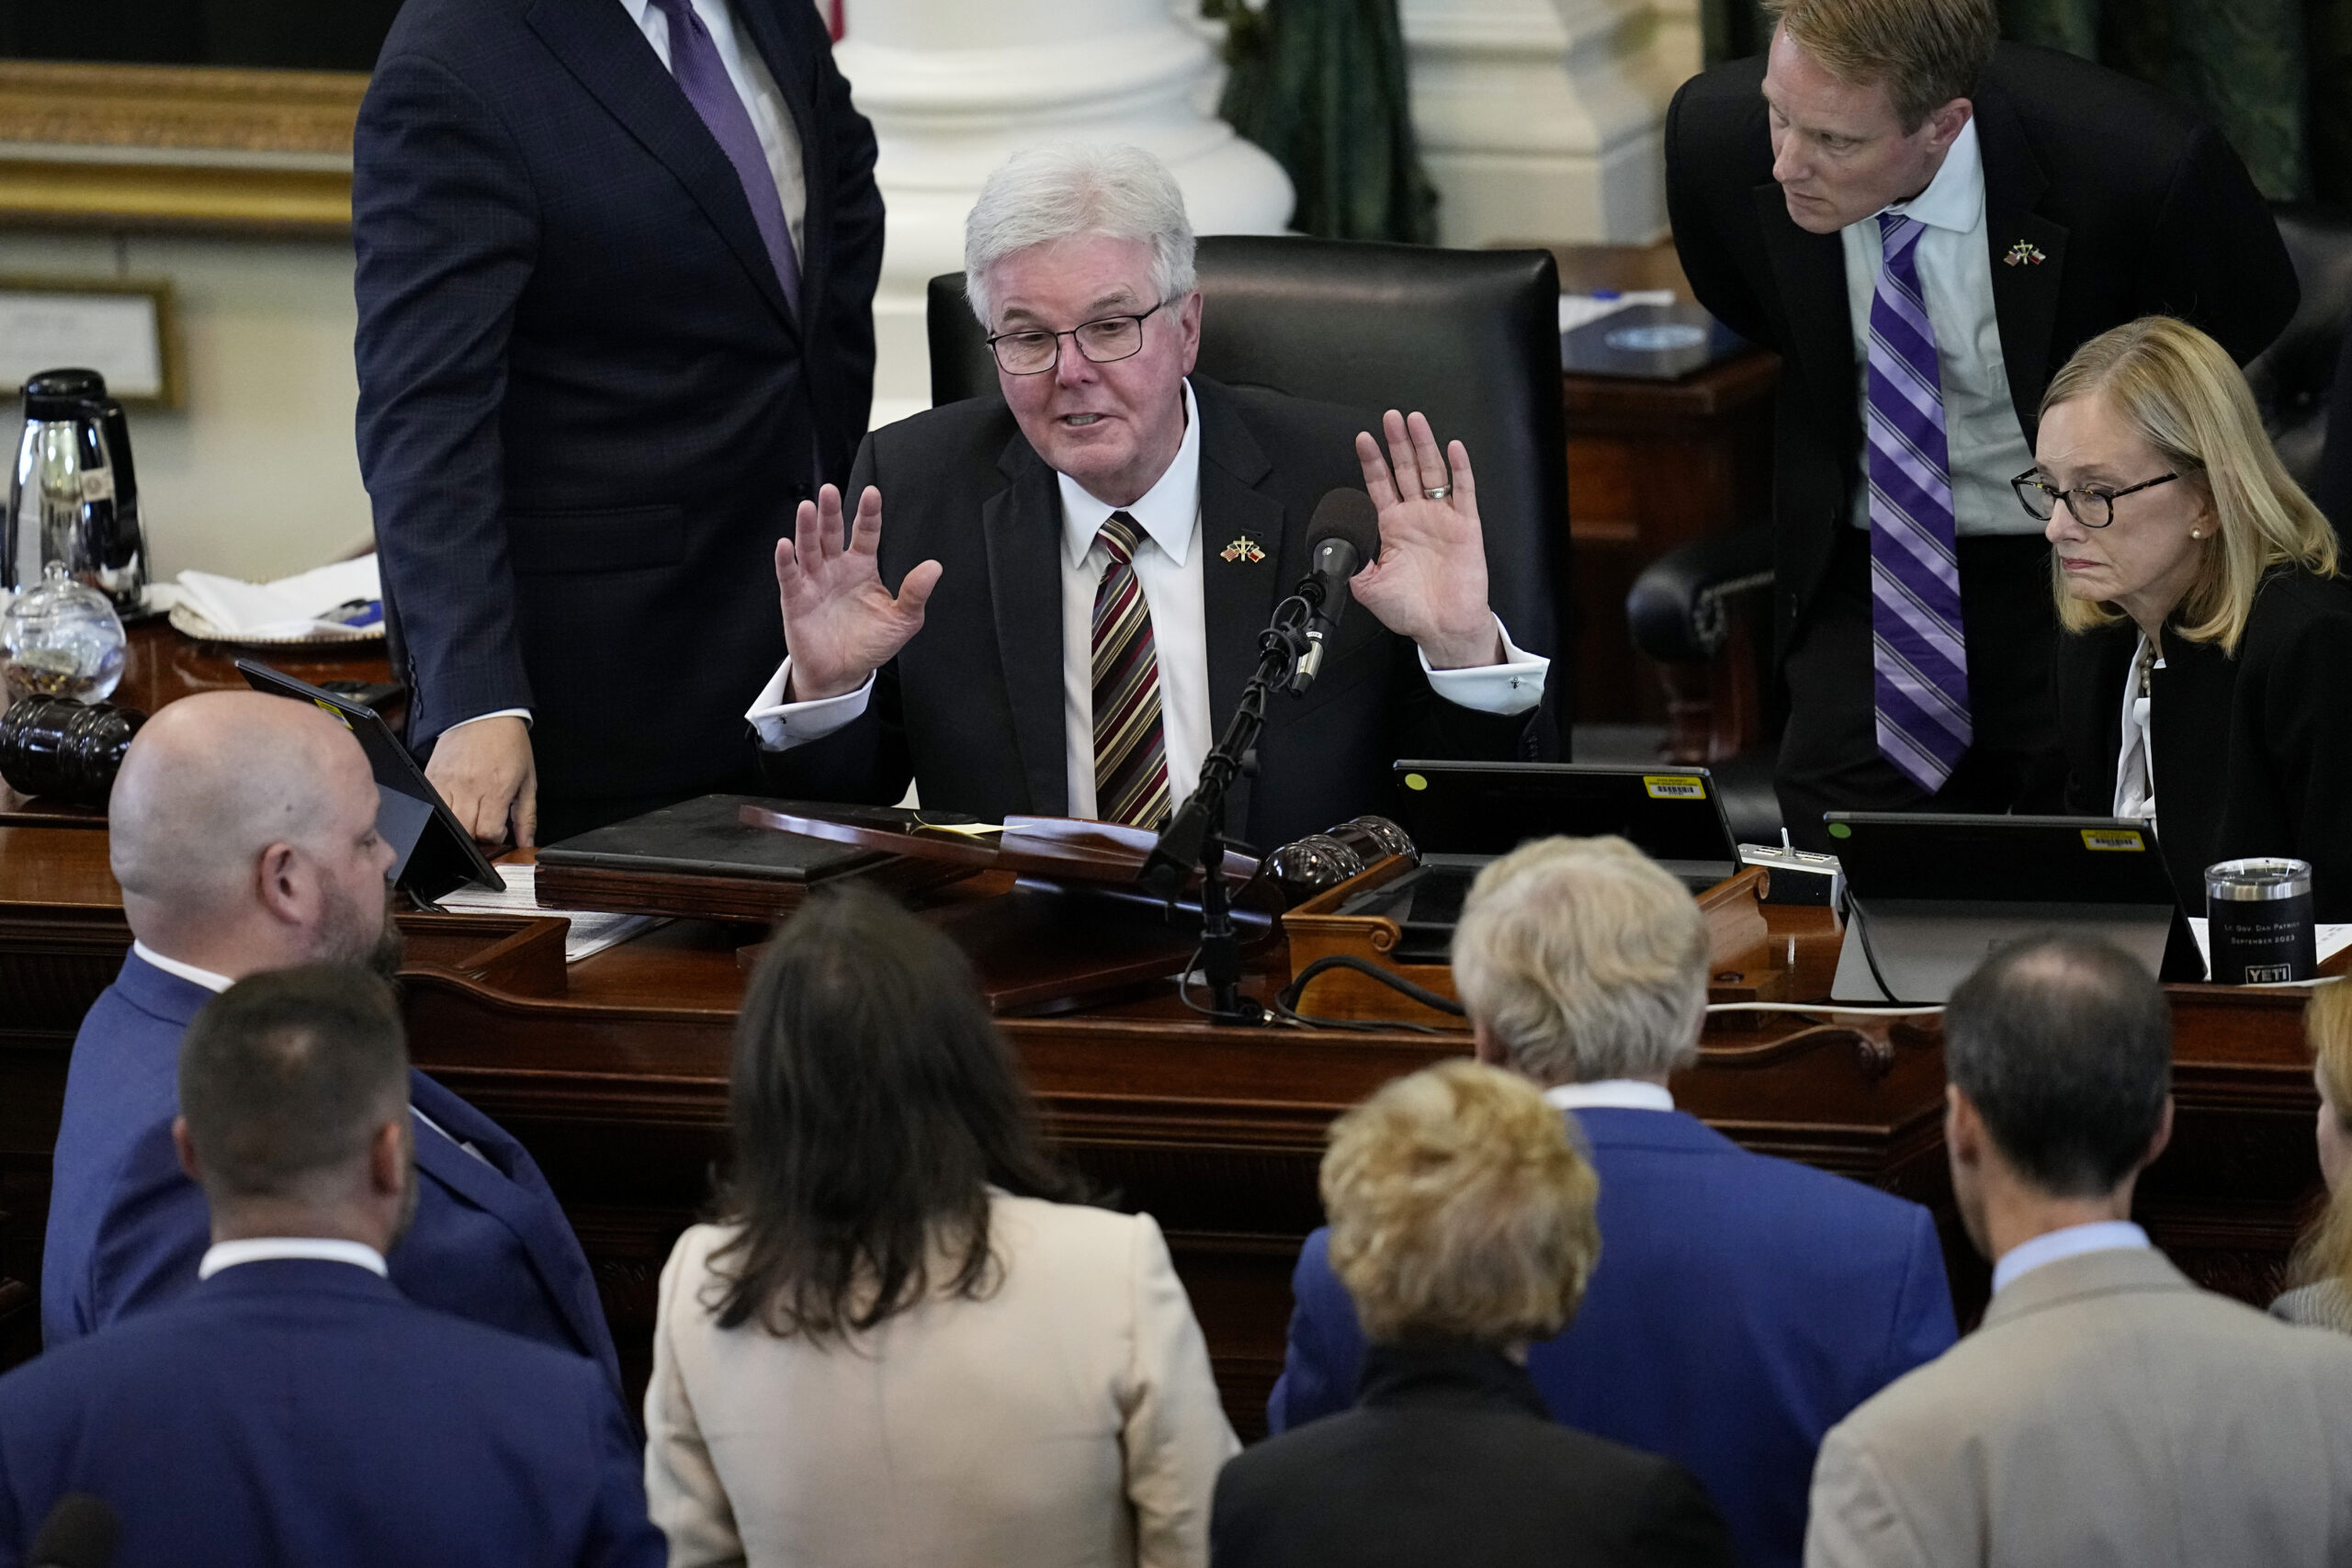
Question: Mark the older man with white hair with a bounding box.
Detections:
[40,691,620,1393]
[747,142,1549,848]
[1268,835,1956,1568]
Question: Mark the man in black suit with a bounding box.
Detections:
[354,0,883,846]
[1665,0,2294,846]
[750,144,1549,852]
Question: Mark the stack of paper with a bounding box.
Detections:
[433,863,666,964]
[176,554,382,638]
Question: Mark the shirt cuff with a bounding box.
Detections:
[446,707,532,731]
[746,659,875,750]
[1419,617,1547,716]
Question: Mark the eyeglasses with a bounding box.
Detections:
[986,298,1173,376]
[2009,468,2180,528]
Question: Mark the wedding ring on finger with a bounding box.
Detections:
[1422,484,1453,501]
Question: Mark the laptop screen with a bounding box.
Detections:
[1391,761,1740,876]
[1825,812,2175,906]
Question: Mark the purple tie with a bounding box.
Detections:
[648,0,801,316]
[1866,212,1970,793]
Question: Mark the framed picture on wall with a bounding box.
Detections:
[0,276,179,406]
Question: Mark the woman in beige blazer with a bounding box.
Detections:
[644,886,1238,1568]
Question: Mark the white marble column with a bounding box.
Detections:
[1399,0,1681,248]
[836,0,1295,419]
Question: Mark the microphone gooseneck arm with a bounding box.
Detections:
[1144,592,1315,1023]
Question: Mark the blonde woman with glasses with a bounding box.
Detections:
[2028,315,2352,929]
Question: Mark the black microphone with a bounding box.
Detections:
[1294,489,1381,694]
[30,1495,119,1568]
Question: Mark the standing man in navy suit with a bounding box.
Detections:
[355,0,884,846]
[40,691,621,1393]
[1268,836,1956,1568]
[2,965,662,1568]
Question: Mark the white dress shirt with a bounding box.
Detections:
[198,1236,390,1280]
[1839,117,2041,538]
[451,0,808,739]
[1542,1079,1677,1113]
[1990,1220,2151,1295]
[130,941,485,1166]
[2113,631,2160,819]
[748,378,1549,814]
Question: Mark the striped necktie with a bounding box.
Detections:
[1867,211,1971,794]
[1091,513,1170,829]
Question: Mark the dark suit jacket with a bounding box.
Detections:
[1666,42,2296,661]
[1267,1108,1956,1568]
[0,1258,660,1568]
[2057,568,2352,921]
[40,953,622,1392]
[1214,1341,1734,1568]
[759,378,1535,852]
[354,0,884,812]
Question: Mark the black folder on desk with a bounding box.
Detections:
[536,794,886,881]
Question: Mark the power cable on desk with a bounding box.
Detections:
[1264,954,1465,1034]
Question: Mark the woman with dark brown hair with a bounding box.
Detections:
[643,886,1237,1567]
[2274,978,2352,1332]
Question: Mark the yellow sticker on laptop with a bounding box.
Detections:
[1643,775,1707,801]
[2081,828,2145,852]
[310,698,353,730]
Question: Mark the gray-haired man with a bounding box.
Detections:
[744,142,1548,848]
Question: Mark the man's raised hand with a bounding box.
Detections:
[775,484,942,701]
[1350,410,1503,669]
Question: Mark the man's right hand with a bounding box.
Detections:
[426,714,537,849]
[776,483,943,701]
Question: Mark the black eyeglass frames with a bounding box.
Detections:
[986,298,1174,376]
[2009,468,2180,528]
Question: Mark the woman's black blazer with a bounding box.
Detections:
[2055,568,2352,921]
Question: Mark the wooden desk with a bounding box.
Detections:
[0,627,2326,1436]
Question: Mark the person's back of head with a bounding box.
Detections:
[709,886,1080,1341]
[108,690,399,979]
[176,964,414,1248]
[1940,935,2172,1254]
[1321,1059,1600,1350]
[2287,979,2352,1319]
[1450,835,1708,1088]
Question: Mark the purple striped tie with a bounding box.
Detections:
[648,0,801,316]
[1867,212,1970,793]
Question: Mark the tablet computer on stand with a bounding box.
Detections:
[1825,812,2175,1004]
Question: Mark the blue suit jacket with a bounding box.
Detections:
[41,953,621,1392]
[354,0,884,814]
[0,1258,660,1568]
[1268,1107,1956,1568]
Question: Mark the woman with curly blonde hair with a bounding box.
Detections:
[2275,978,2352,1331]
[1210,1060,1732,1568]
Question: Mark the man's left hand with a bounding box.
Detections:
[1351,410,1503,669]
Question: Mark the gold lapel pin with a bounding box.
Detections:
[2004,241,2048,267]
[1220,536,1265,564]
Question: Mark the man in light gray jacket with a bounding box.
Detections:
[1805,934,2352,1567]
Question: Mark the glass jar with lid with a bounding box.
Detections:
[1,559,126,703]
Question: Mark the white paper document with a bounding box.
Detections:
[1558,289,1676,334]
[434,863,665,964]
[177,554,381,638]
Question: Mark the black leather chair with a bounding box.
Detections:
[1627,201,2352,847]
[925,235,1570,671]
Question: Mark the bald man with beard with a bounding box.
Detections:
[40,693,621,1392]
